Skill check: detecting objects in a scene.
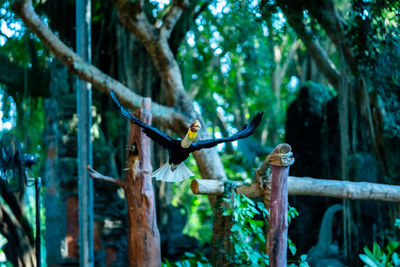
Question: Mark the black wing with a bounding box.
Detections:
[110,90,173,150]
[189,112,263,152]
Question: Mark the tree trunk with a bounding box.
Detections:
[88,99,161,266]
[125,99,161,266]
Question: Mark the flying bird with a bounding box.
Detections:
[110,91,263,182]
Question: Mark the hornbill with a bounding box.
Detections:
[111,91,263,182]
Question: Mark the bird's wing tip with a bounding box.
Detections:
[109,90,118,103]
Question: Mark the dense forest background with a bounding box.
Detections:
[0,0,399,266]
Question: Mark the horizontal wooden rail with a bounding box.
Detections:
[191,176,400,202]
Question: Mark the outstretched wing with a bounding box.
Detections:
[110,90,173,150]
[189,112,263,152]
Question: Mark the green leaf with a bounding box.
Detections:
[231,224,240,232]
[359,254,380,267]
[288,238,296,256]
[395,218,400,229]
[183,252,196,258]
[387,241,400,253]
[373,242,381,257]
[162,258,174,267]
[364,246,377,259]
[392,253,400,265]
[223,210,232,216]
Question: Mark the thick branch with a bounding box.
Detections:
[307,0,358,73]
[112,0,154,44]
[279,5,340,87]
[191,177,400,202]
[111,0,189,107]
[12,0,186,130]
[160,0,189,39]
[87,165,126,188]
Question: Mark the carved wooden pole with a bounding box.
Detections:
[265,144,294,267]
[88,98,160,267]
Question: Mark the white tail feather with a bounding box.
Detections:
[151,162,194,182]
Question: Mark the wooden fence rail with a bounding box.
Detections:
[191,176,400,202]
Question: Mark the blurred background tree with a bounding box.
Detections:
[0,0,399,266]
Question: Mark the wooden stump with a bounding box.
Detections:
[266,143,294,267]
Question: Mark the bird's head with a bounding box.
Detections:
[188,120,201,140]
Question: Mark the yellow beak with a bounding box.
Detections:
[188,129,197,140]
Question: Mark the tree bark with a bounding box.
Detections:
[89,99,160,267]
[125,99,161,267]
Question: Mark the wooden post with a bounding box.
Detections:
[265,143,294,267]
[35,178,41,267]
[76,0,94,265]
[88,98,160,266]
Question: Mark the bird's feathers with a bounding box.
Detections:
[110,90,173,149]
[111,90,263,154]
[151,162,194,182]
[189,112,263,151]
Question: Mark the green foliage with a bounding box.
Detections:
[288,254,310,267]
[222,192,269,266]
[220,153,253,182]
[288,204,299,224]
[287,205,301,259]
[171,157,213,244]
[162,252,212,267]
[359,241,400,267]
[349,0,400,138]
[221,192,306,266]
[177,0,299,148]
[359,220,400,266]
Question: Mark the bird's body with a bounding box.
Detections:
[168,140,192,165]
[110,91,263,182]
